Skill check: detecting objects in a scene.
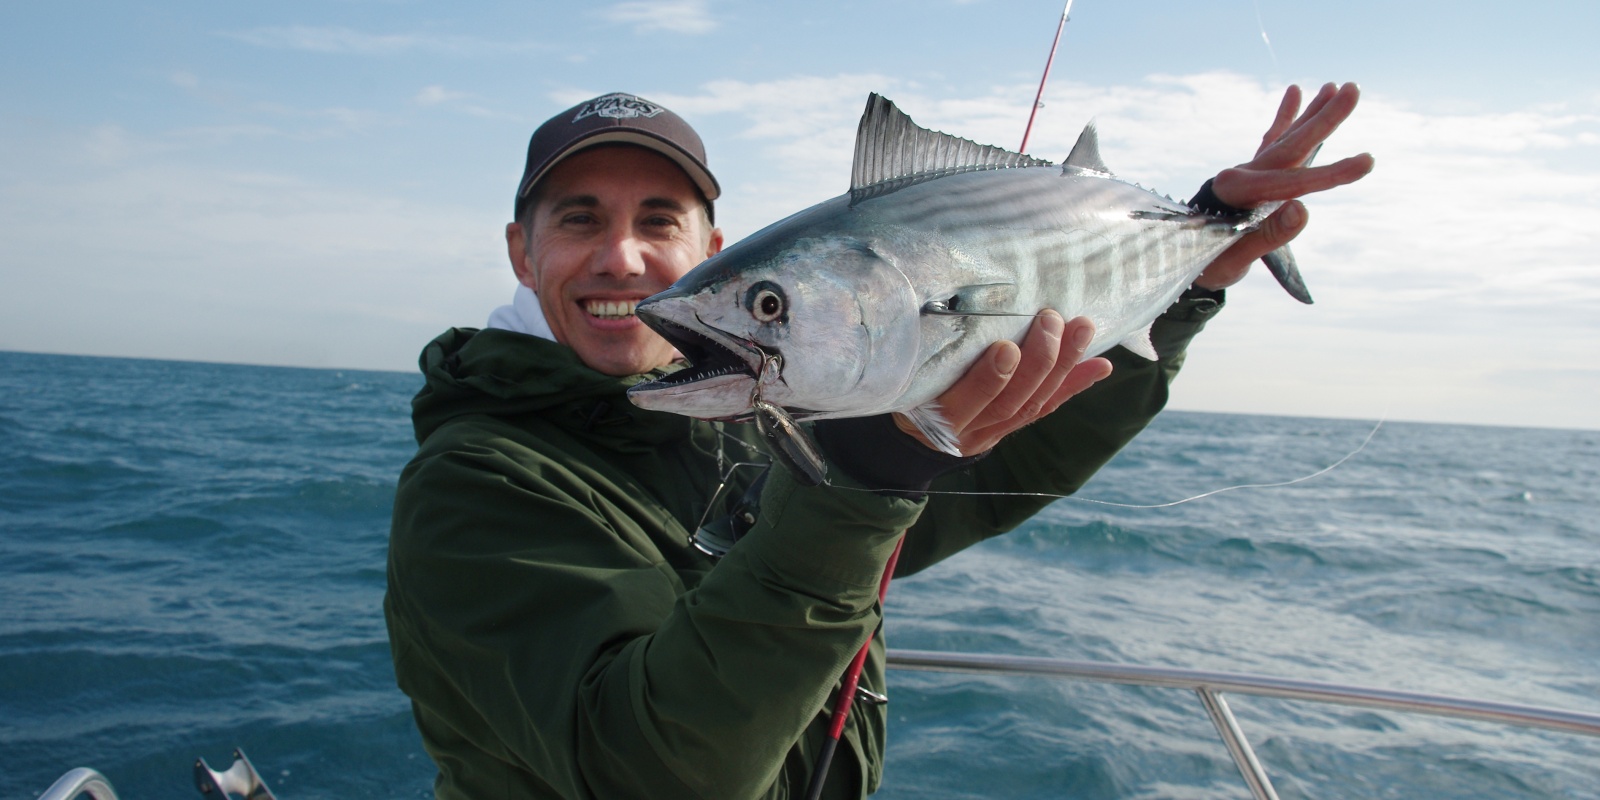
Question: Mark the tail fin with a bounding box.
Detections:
[1230,202,1313,304]
[1249,141,1321,304]
[1263,245,1313,304]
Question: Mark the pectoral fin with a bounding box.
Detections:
[1119,324,1158,361]
[921,283,1020,317]
[904,402,963,457]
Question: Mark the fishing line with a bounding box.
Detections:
[807,415,1386,508]
[1062,415,1384,508]
[697,328,1387,511]
[701,411,1385,510]
[1252,0,1279,71]
[691,420,768,533]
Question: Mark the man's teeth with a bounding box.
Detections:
[585,299,637,319]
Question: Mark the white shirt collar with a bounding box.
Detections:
[485,284,555,341]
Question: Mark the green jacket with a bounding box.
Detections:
[385,295,1221,799]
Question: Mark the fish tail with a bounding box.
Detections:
[1232,200,1313,305]
[1258,143,1320,304]
[1262,244,1313,305]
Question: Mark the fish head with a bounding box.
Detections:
[628,234,922,420]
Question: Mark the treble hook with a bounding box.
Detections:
[751,352,783,406]
[747,349,827,486]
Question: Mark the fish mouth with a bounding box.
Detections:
[629,299,766,417]
[650,315,763,386]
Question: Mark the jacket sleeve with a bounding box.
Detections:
[895,289,1225,574]
[386,423,919,799]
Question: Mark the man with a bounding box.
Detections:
[386,89,1371,799]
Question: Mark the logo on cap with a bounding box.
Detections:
[573,93,665,123]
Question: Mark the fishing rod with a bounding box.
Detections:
[802,10,1063,793]
[1019,0,1076,154]
[802,536,905,800]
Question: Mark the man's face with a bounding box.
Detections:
[508,146,722,376]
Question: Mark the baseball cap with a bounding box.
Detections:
[514,92,720,222]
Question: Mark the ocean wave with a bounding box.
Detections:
[5,354,1598,799]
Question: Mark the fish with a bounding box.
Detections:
[627,93,1310,457]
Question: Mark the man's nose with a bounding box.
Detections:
[590,229,648,278]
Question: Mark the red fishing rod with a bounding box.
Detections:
[803,535,905,800]
[1020,0,1076,154]
[809,9,1077,794]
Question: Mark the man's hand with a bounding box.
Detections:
[1197,82,1376,290]
[894,312,1112,456]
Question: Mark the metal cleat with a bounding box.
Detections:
[193,749,277,800]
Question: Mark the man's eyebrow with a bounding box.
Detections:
[544,195,690,215]
[640,197,690,213]
[546,194,599,215]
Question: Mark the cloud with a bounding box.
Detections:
[224,26,541,56]
[414,85,468,106]
[601,1,717,35]
[4,70,1597,427]
[411,86,512,120]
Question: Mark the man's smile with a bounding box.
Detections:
[583,298,641,320]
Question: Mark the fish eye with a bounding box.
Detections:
[746,281,787,324]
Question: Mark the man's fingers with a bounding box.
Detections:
[964,311,1065,429]
[926,338,1021,435]
[959,316,1110,453]
[1189,81,1373,295]
[1037,356,1113,418]
[1212,153,1375,209]
[902,313,1108,456]
[1280,83,1344,149]
[1246,83,1359,174]
[1273,83,1357,165]
[1256,84,1302,156]
[962,314,1089,440]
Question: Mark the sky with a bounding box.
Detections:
[2,1,1597,431]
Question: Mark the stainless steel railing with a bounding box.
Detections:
[35,768,118,800]
[887,649,1600,800]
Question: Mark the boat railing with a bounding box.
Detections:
[35,656,1600,800]
[887,648,1600,800]
[35,768,117,800]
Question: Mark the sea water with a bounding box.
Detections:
[2,350,1596,799]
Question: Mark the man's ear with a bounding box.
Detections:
[705,227,724,259]
[506,222,536,288]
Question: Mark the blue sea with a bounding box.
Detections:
[3,350,1597,799]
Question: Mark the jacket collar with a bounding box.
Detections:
[410,327,698,451]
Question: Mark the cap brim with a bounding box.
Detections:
[516,131,721,211]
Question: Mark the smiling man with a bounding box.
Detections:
[385,89,1369,799]
[501,100,725,376]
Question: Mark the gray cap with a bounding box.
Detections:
[514,92,720,221]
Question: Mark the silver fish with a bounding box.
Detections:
[628,93,1308,455]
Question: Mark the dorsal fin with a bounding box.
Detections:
[1062,121,1113,175]
[850,93,1053,206]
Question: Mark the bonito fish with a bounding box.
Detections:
[628,93,1310,456]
